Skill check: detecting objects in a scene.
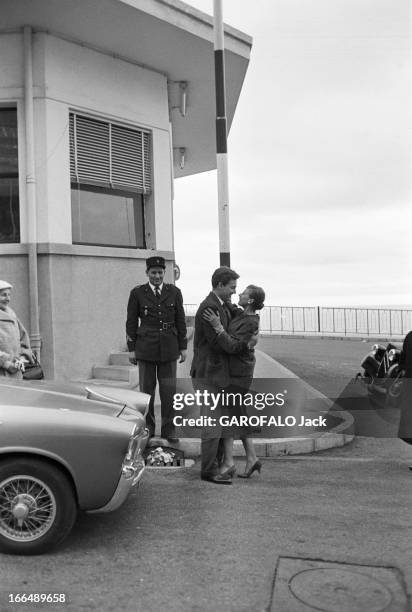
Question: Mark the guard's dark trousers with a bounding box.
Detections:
[138,360,177,439]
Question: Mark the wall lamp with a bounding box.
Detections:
[170,81,188,117]
[173,147,186,170]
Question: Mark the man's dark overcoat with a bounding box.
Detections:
[398,330,412,441]
[190,292,245,383]
[126,283,187,361]
[190,292,249,478]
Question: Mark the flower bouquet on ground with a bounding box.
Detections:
[143,445,185,467]
[144,446,176,467]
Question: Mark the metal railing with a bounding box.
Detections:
[184,304,412,338]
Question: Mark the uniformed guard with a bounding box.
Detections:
[126,256,187,443]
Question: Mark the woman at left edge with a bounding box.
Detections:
[0,280,34,378]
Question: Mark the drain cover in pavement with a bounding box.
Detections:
[270,557,408,612]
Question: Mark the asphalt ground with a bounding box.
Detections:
[1,336,410,612]
[1,437,411,612]
[258,335,375,399]
[257,335,403,439]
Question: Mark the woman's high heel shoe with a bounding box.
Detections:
[220,465,236,479]
[238,460,262,479]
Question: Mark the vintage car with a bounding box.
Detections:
[0,379,150,555]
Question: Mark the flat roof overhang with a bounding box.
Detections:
[1,0,252,178]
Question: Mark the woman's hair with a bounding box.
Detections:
[247,285,265,311]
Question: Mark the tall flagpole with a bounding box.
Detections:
[213,0,230,267]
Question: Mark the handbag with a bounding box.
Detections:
[23,354,44,380]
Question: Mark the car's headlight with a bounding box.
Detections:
[372,344,380,352]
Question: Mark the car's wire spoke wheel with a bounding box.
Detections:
[0,475,57,542]
[0,459,76,554]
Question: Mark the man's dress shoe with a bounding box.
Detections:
[201,474,232,485]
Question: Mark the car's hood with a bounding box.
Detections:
[0,380,139,418]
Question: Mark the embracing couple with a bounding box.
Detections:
[190,267,265,484]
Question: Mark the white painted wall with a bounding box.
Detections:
[0,31,174,250]
[0,34,22,89]
[152,128,175,251]
[34,98,72,243]
[40,34,169,130]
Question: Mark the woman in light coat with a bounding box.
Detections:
[0,280,33,378]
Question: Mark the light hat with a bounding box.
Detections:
[0,281,13,290]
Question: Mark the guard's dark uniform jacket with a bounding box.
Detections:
[126,283,187,362]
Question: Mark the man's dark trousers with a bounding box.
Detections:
[201,410,225,477]
[193,380,225,477]
[190,293,235,478]
[139,360,177,439]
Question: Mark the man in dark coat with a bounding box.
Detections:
[398,330,412,446]
[126,256,187,442]
[190,266,248,484]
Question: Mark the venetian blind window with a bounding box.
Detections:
[0,109,19,243]
[69,113,151,248]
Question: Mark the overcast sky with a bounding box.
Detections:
[173,0,411,307]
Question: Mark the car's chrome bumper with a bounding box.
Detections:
[88,427,149,514]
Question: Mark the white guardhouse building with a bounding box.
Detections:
[0,0,251,381]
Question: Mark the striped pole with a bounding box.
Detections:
[213,0,230,267]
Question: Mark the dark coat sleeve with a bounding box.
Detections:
[126,287,140,351]
[226,303,243,318]
[174,286,187,351]
[400,330,412,377]
[200,306,249,355]
[214,316,258,355]
[194,302,227,351]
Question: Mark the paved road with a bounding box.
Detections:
[258,336,406,439]
[258,335,377,399]
[1,437,411,612]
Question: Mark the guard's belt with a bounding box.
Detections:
[140,322,175,330]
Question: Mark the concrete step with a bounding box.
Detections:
[78,377,140,389]
[109,351,134,366]
[92,364,139,385]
